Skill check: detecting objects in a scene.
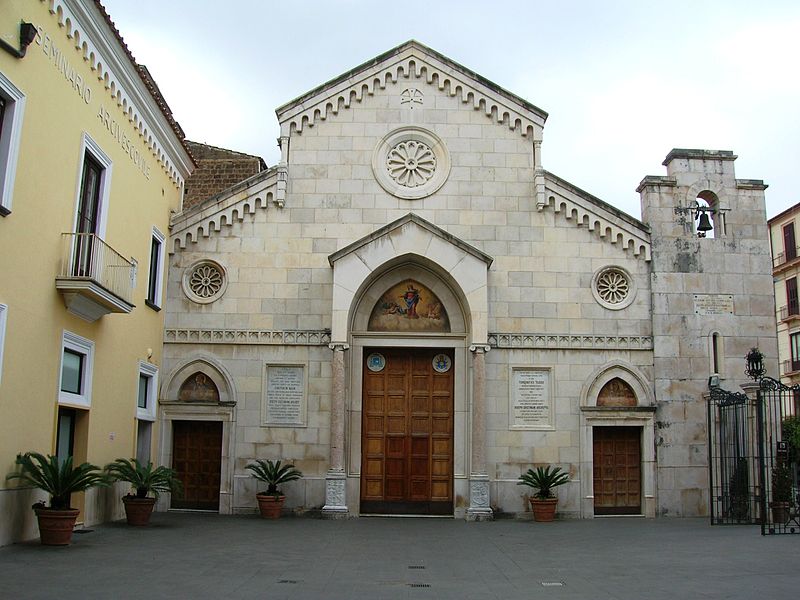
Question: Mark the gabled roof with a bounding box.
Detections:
[329,212,493,268]
[276,40,547,139]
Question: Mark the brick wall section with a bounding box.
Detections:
[183,141,266,210]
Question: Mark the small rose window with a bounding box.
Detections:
[591,266,635,310]
[182,260,227,304]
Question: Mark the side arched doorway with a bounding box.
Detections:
[158,357,237,513]
[579,361,657,518]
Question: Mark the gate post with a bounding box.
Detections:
[755,386,768,535]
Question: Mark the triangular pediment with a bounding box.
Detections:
[276,41,547,140]
[328,212,493,268]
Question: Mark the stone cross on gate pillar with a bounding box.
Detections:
[467,343,493,521]
[323,342,348,517]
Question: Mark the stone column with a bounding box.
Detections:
[323,343,349,517]
[467,344,493,521]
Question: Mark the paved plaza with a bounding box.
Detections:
[0,513,796,599]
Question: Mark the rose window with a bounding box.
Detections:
[183,260,227,304]
[592,267,634,310]
[190,265,223,298]
[386,140,436,188]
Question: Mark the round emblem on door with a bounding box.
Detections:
[432,353,452,373]
[366,353,386,372]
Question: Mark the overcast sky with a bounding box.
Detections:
[100,0,799,220]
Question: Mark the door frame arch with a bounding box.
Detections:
[579,360,656,518]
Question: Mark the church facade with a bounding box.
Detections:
[161,41,776,519]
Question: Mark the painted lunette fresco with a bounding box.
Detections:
[368,280,450,332]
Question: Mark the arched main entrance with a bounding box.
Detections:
[350,265,468,516]
[325,213,493,519]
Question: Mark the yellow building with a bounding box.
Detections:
[769,203,800,397]
[0,0,192,544]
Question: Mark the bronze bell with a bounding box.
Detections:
[696,210,713,233]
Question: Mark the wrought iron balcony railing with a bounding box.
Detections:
[773,247,800,269]
[55,233,135,321]
[781,359,800,375]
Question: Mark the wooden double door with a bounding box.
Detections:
[361,348,454,515]
[171,420,222,510]
[593,426,642,515]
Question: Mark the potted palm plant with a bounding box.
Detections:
[245,459,302,519]
[517,465,570,522]
[5,452,108,545]
[770,462,793,525]
[105,458,182,526]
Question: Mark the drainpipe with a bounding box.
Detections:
[0,21,37,59]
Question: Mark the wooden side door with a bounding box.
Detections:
[361,348,454,514]
[593,426,641,515]
[171,420,222,510]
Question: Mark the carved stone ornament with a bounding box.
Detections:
[325,477,346,507]
[591,266,636,310]
[372,127,450,200]
[387,140,436,188]
[182,259,228,304]
[400,87,424,107]
[470,480,490,508]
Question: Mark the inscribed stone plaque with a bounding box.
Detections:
[263,365,306,426]
[693,294,734,315]
[510,368,553,429]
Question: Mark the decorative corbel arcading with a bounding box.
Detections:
[169,171,278,251]
[542,172,652,262]
[282,56,541,141]
[40,0,188,187]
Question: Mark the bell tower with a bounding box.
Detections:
[638,149,776,516]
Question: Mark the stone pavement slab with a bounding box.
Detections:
[0,513,796,599]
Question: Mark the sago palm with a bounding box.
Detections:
[245,459,302,497]
[105,458,182,498]
[6,452,108,509]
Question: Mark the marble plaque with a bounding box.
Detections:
[263,364,306,426]
[510,368,553,429]
[693,294,734,315]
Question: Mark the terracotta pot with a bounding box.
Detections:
[530,497,558,522]
[256,494,285,519]
[122,496,157,526]
[770,501,791,525]
[34,507,80,546]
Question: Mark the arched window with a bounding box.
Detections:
[708,332,725,377]
[597,378,637,407]
[695,191,723,238]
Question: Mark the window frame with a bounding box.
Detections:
[0,303,7,384]
[72,134,112,239]
[58,331,94,408]
[791,332,800,373]
[787,277,799,317]
[784,222,797,262]
[0,71,25,216]
[136,360,158,421]
[146,227,166,310]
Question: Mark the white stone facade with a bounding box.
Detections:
[161,42,776,519]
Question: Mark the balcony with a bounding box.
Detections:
[779,305,800,323]
[781,359,800,376]
[55,233,135,322]
[773,246,800,273]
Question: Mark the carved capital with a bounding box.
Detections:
[469,344,491,354]
[328,342,350,352]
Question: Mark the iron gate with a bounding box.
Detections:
[707,377,800,534]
